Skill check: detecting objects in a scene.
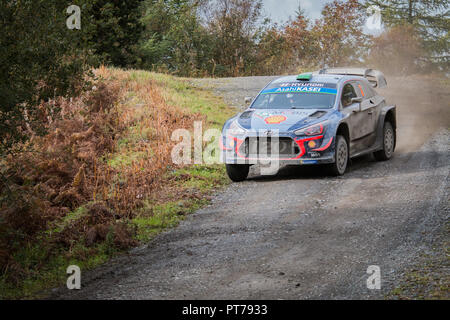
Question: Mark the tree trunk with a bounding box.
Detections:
[408,0,414,23]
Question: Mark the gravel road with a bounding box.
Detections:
[54,75,449,300]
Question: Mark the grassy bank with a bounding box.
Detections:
[387,222,449,300]
[0,67,234,299]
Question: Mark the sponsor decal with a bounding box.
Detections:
[309,152,321,158]
[262,86,337,95]
[277,82,337,88]
[264,115,287,124]
[358,84,365,96]
[255,110,310,116]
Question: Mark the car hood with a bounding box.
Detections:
[237,109,328,132]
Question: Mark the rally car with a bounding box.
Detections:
[221,68,397,182]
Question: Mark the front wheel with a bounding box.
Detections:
[374,121,395,161]
[226,164,250,182]
[327,135,348,176]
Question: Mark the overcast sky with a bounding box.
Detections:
[262,0,333,24]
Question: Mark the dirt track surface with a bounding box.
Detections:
[54,75,449,300]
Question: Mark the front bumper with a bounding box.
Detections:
[221,132,335,165]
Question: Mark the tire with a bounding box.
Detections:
[327,135,348,176]
[374,121,395,161]
[226,164,250,182]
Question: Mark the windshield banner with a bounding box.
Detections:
[262,86,337,95]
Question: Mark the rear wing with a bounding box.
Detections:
[318,68,387,88]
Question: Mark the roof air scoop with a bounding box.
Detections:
[296,72,312,81]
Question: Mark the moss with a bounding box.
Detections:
[132,198,212,243]
[170,165,227,192]
[386,233,449,300]
[0,239,113,299]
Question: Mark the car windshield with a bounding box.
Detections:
[251,92,336,110]
[251,81,337,110]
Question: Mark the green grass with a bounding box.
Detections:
[0,237,115,299]
[127,70,232,127]
[386,224,449,300]
[386,263,449,300]
[170,164,227,192]
[108,150,149,169]
[132,199,209,243]
[0,69,233,299]
[48,206,89,234]
[132,165,227,243]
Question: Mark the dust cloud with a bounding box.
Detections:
[377,75,450,153]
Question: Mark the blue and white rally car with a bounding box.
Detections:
[221,68,397,182]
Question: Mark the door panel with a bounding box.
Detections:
[341,103,365,141]
[369,94,385,130]
[340,83,367,141]
[359,96,377,137]
[357,81,378,136]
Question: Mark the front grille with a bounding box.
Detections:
[241,137,299,157]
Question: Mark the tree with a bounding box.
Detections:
[205,0,265,76]
[364,0,449,70]
[0,1,89,154]
[368,24,427,74]
[168,5,213,76]
[138,0,211,76]
[83,0,145,68]
[311,0,370,68]
[284,7,317,71]
[256,25,291,75]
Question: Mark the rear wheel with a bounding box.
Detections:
[226,164,250,182]
[374,121,395,161]
[327,135,348,176]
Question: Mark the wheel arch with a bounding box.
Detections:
[384,108,397,130]
[376,105,397,150]
[336,122,350,144]
[328,122,350,175]
[333,121,351,158]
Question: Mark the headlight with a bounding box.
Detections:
[228,119,247,135]
[295,122,327,136]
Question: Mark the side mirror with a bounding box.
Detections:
[244,97,253,105]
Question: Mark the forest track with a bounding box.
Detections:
[54,75,449,299]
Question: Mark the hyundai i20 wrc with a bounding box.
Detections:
[220,68,397,182]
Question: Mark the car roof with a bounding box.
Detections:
[270,74,367,86]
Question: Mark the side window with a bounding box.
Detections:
[341,83,357,107]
